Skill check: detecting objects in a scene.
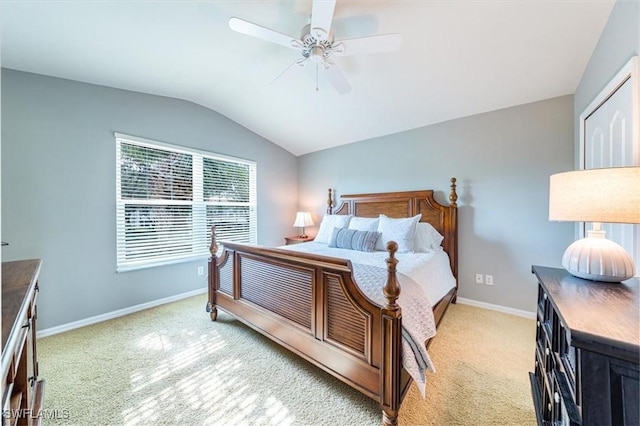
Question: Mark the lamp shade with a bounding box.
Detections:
[293,212,314,227]
[549,166,640,282]
[549,166,640,224]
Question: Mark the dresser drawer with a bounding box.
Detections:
[535,318,545,363]
[12,317,31,378]
[552,369,581,426]
[540,294,554,342]
[556,319,579,401]
[28,286,38,320]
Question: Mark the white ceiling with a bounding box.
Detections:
[1,1,615,156]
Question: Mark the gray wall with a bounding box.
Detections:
[298,96,575,313]
[1,69,298,329]
[574,0,639,156]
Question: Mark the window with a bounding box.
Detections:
[115,133,257,272]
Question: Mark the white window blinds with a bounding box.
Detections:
[115,134,257,272]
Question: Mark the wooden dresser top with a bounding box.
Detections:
[2,259,42,350]
[532,265,639,361]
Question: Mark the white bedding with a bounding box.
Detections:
[282,242,456,307]
[280,242,456,397]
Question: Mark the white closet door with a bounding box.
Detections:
[582,57,639,276]
[585,77,634,168]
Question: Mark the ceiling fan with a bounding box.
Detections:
[229,0,402,94]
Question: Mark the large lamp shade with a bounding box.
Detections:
[549,166,640,282]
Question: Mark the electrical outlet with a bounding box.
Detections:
[485,275,493,285]
[198,266,204,276]
[475,273,484,284]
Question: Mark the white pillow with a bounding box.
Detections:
[374,214,422,253]
[348,216,379,232]
[413,222,444,252]
[315,214,352,244]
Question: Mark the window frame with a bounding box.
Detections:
[115,133,257,272]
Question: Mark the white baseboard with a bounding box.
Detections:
[456,297,536,319]
[37,287,207,339]
[38,290,534,338]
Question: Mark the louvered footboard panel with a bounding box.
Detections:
[219,256,234,295]
[325,275,369,359]
[239,255,313,331]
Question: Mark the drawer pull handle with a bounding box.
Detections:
[537,321,540,327]
[545,348,550,355]
[543,293,547,300]
[554,392,560,404]
[547,403,551,412]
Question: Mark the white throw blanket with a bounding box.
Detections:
[351,263,435,396]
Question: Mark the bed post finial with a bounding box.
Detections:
[449,177,458,207]
[327,188,333,214]
[383,241,400,309]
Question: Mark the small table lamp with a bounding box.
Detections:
[293,212,314,238]
[549,166,640,282]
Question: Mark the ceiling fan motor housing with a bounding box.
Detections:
[301,24,334,61]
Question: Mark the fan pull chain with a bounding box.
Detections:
[316,63,319,91]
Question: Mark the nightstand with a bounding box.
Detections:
[284,235,314,245]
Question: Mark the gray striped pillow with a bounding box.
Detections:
[328,228,381,252]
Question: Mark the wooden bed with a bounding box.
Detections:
[206,179,458,425]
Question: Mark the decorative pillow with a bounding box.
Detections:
[329,228,381,252]
[413,222,444,252]
[375,214,422,253]
[348,216,379,232]
[314,214,352,244]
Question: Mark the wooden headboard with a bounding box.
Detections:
[328,178,458,280]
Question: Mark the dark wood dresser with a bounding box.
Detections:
[2,259,45,426]
[530,265,639,426]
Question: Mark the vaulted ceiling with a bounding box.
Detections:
[1,1,615,155]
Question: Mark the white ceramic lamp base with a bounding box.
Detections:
[562,230,635,282]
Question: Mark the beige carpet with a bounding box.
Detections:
[38,294,536,425]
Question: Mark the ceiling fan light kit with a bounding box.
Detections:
[229,0,402,94]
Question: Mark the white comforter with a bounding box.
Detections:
[281,242,456,397]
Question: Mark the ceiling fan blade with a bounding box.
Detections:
[229,17,302,50]
[323,62,351,95]
[311,0,336,40]
[271,58,308,86]
[333,33,402,56]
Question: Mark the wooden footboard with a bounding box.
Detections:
[207,231,407,423]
